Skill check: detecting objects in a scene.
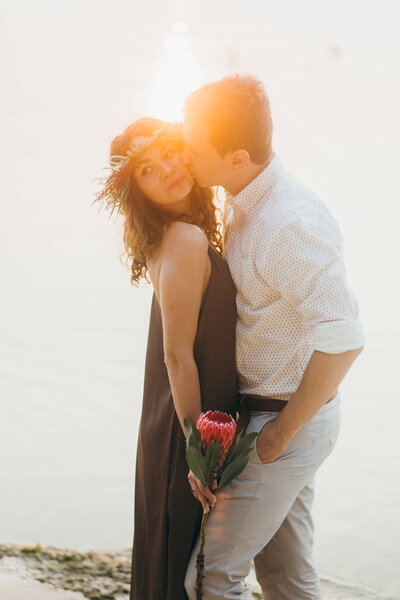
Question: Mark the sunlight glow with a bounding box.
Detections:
[149,22,203,122]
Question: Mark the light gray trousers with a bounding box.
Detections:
[184,394,341,600]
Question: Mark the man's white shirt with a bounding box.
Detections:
[224,155,365,400]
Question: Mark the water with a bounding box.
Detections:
[1,2,400,598]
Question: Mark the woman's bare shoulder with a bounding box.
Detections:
[148,222,211,301]
[162,221,209,254]
[148,222,209,288]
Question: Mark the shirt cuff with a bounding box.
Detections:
[312,318,365,353]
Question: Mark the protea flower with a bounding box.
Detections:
[184,410,257,599]
[196,410,236,465]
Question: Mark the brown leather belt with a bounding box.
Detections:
[240,393,335,412]
[240,394,288,412]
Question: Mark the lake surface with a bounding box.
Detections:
[1,2,400,598]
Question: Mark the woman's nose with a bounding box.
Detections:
[160,161,174,178]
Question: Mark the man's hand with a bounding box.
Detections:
[256,417,295,464]
[187,470,217,513]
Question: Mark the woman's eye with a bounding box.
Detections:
[141,166,153,176]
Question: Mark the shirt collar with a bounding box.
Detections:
[225,155,283,214]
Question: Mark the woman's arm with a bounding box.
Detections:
[157,222,219,512]
[158,221,208,436]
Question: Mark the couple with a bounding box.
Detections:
[97,74,365,599]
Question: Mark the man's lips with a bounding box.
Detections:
[167,176,185,190]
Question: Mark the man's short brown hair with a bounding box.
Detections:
[184,73,272,164]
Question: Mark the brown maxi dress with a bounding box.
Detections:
[130,244,239,600]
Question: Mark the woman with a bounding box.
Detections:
[95,117,240,600]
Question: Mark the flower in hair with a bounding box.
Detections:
[92,152,133,216]
[93,122,183,216]
[93,137,154,216]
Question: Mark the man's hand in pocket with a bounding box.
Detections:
[256,418,295,463]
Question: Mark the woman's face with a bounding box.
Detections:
[133,139,194,211]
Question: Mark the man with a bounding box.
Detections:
[182,74,365,600]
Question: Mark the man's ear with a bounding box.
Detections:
[231,149,250,171]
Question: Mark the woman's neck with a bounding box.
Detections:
[164,196,192,216]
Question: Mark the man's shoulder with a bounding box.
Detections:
[254,171,341,244]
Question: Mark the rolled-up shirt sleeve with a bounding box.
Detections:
[256,217,365,353]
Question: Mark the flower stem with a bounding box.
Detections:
[195,510,209,599]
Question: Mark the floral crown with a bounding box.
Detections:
[93,122,183,216]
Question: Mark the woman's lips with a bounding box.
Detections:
[167,176,185,190]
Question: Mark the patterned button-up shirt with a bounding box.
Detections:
[224,155,365,400]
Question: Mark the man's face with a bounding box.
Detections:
[181,120,231,188]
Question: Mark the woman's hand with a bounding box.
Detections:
[187,470,217,513]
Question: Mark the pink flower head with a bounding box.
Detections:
[196,411,237,464]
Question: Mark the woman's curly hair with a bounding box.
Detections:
[109,118,223,285]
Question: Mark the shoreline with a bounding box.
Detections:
[0,544,133,600]
[0,543,382,600]
[0,543,264,599]
[0,563,86,600]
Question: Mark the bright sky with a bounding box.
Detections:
[1,0,399,331]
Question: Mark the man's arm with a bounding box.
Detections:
[255,215,365,462]
[256,347,363,463]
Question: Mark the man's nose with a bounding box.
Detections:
[181,145,191,166]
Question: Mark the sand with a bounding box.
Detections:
[0,566,86,600]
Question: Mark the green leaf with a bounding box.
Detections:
[184,419,202,453]
[186,447,209,485]
[217,449,253,489]
[239,431,258,448]
[234,429,244,448]
[222,432,258,468]
[184,418,193,437]
[205,440,221,475]
[223,429,244,464]
[190,425,202,452]
[184,419,193,452]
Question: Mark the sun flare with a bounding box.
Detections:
[149,22,203,122]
